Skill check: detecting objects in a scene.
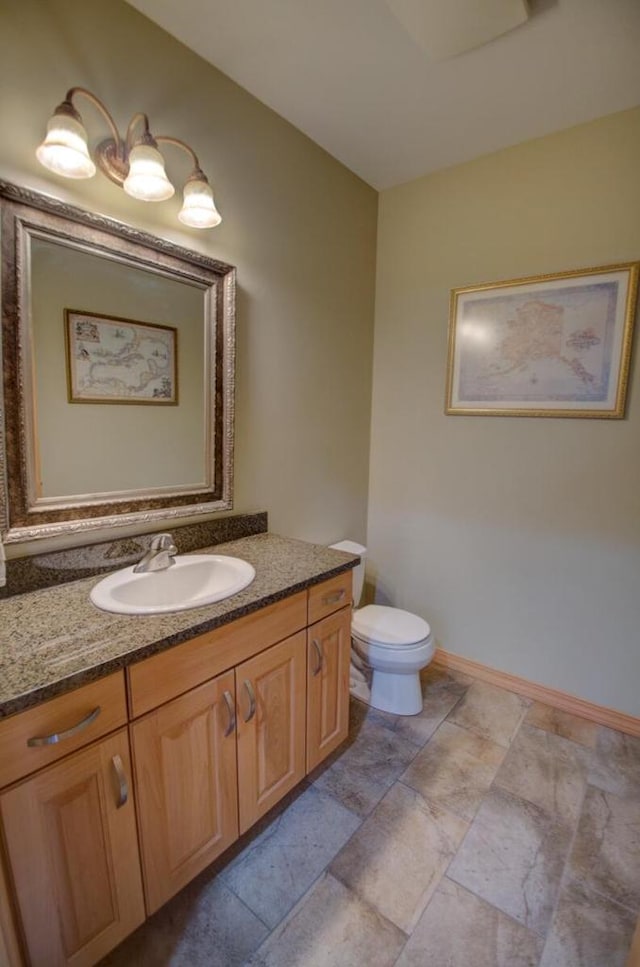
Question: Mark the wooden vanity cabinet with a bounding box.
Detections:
[131,672,239,914]
[127,576,350,912]
[0,672,142,967]
[0,570,353,966]
[131,631,308,910]
[305,570,353,771]
[0,728,144,967]
[306,606,352,772]
[236,631,307,833]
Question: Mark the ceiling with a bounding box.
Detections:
[126,0,640,189]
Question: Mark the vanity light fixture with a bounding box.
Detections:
[36,87,222,229]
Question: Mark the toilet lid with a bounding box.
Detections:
[352,605,430,646]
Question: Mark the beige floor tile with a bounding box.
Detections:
[349,695,399,734]
[525,702,598,748]
[336,715,419,780]
[99,876,268,967]
[495,723,591,825]
[312,717,419,817]
[432,664,475,688]
[448,786,572,935]
[402,720,505,821]
[247,873,406,967]
[393,667,470,747]
[329,782,467,932]
[540,879,637,967]
[396,877,543,967]
[221,785,360,928]
[447,680,530,747]
[568,785,640,911]
[311,756,393,818]
[588,727,640,800]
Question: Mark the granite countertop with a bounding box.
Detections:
[0,533,358,718]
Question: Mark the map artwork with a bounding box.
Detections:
[457,282,617,404]
[66,311,178,404]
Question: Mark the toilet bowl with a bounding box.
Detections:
[329,542,434,716]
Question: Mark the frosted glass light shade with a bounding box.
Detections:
[36,113,96,179]
[123,143,174,201]
[178,178,222,228]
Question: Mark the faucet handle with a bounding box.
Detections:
[132,533,177,573]
[150,533,177,554]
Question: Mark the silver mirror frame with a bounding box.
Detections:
[0,181,235,544]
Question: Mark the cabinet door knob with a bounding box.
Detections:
[222,689,236,736]
[312,638,324,676]
[111,754,128,808]
[26,706,101,747]
[242,680,256,723]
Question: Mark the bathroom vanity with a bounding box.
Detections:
[0,534,355,967]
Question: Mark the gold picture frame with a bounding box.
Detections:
[65,309,178,405]
[445,262,638,418]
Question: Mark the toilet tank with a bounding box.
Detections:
[328,541,366,607]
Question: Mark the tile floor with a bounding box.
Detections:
[101,668,640,967]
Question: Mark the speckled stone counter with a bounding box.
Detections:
[0,534,358,718]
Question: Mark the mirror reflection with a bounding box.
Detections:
[31,238,207,499]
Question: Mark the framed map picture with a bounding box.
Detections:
[65,310,178,405]
[445,262,638,418]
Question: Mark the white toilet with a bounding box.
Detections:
[329,541,434,716]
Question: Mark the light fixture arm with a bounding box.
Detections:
[126,112,154,151]
[65,87,124,161]
[155,136,206,181]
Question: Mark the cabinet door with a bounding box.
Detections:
[131,671,238,914]
[0,847,22,967]
[236,632,306,834]
[306,606,352,772]
[0,728,144,967]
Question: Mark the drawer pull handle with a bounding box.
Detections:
[26,706,101,747]
[222,689,236,736]
[111,754,128,808]
[242,680,256,723]
[312,638,324,676]
[322,589,345,606]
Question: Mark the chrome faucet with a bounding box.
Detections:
[133,533,178,573]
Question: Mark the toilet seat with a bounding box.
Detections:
[352,605,430,648]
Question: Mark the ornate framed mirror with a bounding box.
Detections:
[0,181,235,544]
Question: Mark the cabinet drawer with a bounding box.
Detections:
[0,672,127,788]
[308,571,353,625]
[128,591,307,717]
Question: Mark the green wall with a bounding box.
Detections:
[369,108,640,715]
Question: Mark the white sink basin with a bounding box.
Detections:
[90,555,256,615]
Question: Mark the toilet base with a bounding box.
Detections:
[370,668,423,716]
[350,633,434,717]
